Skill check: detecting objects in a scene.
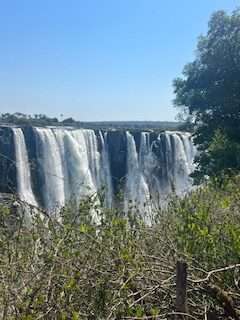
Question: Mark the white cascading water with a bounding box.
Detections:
[124,131,196,211]
[63,129,98,200]
[156,132,173,198]
[139,132,151,175]
[83,130,102,191]
[170,132,195,194]
[35,128,65,211]
[99,131,113,208]
[53,129,71,201]
[10,127,196,216]
[12,128,38,206]
[34,128,113,208]
[124,131,151,217]
[139,131,166,205]
[181,133,196,172]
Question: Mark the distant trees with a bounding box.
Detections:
[0,113,183,131]
[174,9,240,183]
[0,113,79,127]
[62,117,76,125]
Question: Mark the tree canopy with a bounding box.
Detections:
[173,9,240,183]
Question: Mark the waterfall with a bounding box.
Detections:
[12,128,37,206]
[181,133,196,172]
[99,131,113,207]
[124,131,196,212]
[4,127,196,216]
[35,128,65,211]
[63,129,97,200]
[83,130,101,191]
[33,128,113,211]
[170,132,195,194]
[53,129,71,201]
[139,132,151,172]
[124,131,151,217]
[139,131,164,205]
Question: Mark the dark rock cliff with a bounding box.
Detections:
[22,126,45,206]
[106,131,127,195]
[0,127,17,193]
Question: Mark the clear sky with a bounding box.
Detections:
[0,0,239,121]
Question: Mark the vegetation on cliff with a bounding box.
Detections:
[0,113,181,131]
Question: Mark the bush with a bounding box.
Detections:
[0,179,240,319]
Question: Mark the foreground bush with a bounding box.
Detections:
[0,178,240,319]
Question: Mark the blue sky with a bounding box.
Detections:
[0,0,239,121]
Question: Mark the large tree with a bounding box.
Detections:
[174,9,240,183]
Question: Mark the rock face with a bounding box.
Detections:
[22,126,45,206]
[0,127,17,193]
[106,131,128,195]
[0,126,196,213]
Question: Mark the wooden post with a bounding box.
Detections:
[176,261,188,319]
[206,309,218,320]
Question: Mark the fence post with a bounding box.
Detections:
[176,261,188,319]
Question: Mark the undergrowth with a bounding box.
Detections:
[0,177,240,319]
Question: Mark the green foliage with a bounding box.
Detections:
[0,112,59,127]
[174,9,240,182]
[0,178,240,318]
[168,178,240,268]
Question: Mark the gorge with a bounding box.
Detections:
[0,126,196,216]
